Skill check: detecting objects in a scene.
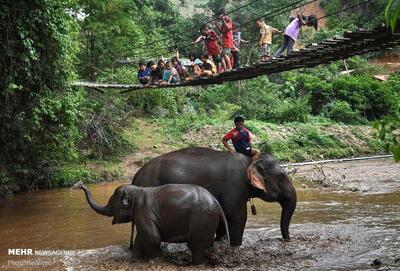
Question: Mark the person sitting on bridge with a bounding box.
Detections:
[256,18,281,62]
[187,52,202,74]
[191,51,217,78]
[171,50,189,81]
[222,116,261,163]
[137,61,152,85]
[160,61,180,85]
[147,60,160,85]
[193,24,221,74]
[274,14,318,58]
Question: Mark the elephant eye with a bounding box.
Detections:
[122,198,129,206]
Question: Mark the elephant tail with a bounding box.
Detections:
[215,200,230,246]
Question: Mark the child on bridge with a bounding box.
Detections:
[232,23,250,69]
[192,24,221,73]
[256,18,281,62]
[137,61,152,85]
[214,8,234,72]
[274,14,318,57]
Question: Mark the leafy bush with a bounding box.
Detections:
[270,97,311,123]
[322,100,359,123]
[332,76,398,120]
[52,166,95,188]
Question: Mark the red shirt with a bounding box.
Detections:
[220,16,233,49]
[223,127,253,154]
[205,30,220,56]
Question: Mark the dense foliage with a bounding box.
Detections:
[0,0,83,192]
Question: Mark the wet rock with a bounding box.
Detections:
[371,258,382,266]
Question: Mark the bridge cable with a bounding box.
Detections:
[134,0,315,60]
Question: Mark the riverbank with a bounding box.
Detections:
[0,117,390,198]
[78,117,390,183]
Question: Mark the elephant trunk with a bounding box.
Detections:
[73,181,112,217]
[279,188,297,240]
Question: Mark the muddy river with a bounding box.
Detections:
[0,159,399,270]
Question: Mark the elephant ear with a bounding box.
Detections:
[247,161,266,192]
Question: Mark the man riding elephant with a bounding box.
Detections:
[222,116,261,163]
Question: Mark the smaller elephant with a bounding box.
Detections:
[73,181,230,264]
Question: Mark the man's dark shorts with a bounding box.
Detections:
[236,148,252,156]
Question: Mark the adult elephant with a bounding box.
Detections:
[131,147,296,247]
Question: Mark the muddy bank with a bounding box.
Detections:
[292,158,400,193]
[57,223,399,271]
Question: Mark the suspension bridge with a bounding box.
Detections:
[71,0,400,93]
[72,24,400,93]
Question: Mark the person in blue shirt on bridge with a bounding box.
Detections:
[137,61,152,85]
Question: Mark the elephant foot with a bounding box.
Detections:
[225,246,242,257]
[131,255,144,263]
[279,237,292,243]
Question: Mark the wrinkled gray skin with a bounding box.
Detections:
[74,182,230,264]
[131,147,297,247]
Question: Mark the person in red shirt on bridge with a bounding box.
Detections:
[214,8,233,72]
[192,24,221,73]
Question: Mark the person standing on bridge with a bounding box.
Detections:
[274,14,318,58]
[214,8,234,72]
[232,23,250,69]
[222,116,261,163]
[192,24,221,74]
[256,18,281,62]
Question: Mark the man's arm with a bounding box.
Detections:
[222,138,236,154]
[167,74,173,84]
[192,35,204,44]
[240,38,250,44]
[221,16,230,30]
[297,13,307,26]
[272,27,282,34]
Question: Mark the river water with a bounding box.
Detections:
[0,159,399,270]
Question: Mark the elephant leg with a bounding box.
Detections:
[131,236,145,261]
[215,223,225,241]
[279,196,296,240]
[189,245,207,265]
[188,234,213,264]
[226,203,247,246]
[188,216,217,264]
[139,221,162,260]
[129,222,135,250]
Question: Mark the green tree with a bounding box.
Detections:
[0,0,83,190]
